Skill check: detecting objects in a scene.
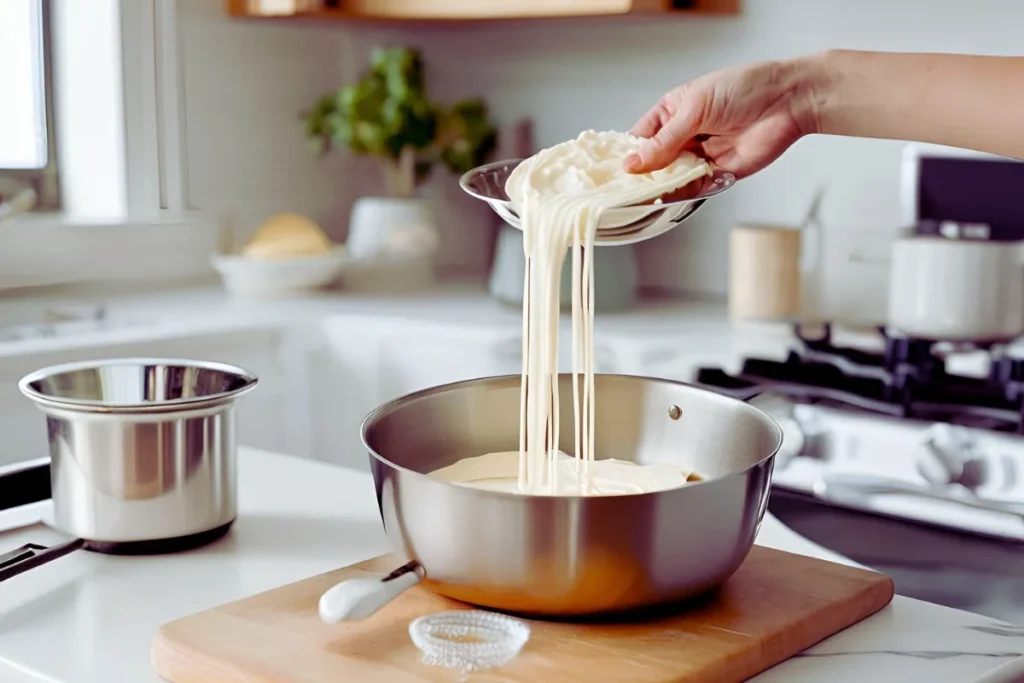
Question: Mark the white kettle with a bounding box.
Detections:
[887,221,1024,342]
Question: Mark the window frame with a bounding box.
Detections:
[1,0,61,210]
[0,0,217,292]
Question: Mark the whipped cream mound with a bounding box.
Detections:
[430,451,697,497]
[505,130,711,209]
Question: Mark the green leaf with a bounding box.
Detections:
[303,45,496,189]
[438,98,498,174]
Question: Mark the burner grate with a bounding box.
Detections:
[696,323,1024,434]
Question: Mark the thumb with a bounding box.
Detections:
[626,105,703,174]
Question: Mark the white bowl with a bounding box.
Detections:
[211,247,349,297]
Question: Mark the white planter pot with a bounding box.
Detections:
[345,196,440,291]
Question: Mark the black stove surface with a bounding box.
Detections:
[768,490,1024,624]
[696,322,1024,433]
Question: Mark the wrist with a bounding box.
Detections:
[783,50,845,137]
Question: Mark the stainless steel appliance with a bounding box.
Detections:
[318,374,781,621]
[694,321,1024,623]
[682,149,1024,622]
[0,358,258,582]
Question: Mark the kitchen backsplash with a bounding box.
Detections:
[177,0,1023,325]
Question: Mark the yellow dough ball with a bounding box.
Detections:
[242,213,335,259]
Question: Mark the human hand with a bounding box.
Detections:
[625,58,819,178]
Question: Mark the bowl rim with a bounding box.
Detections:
[17,357,259,414]
[458,157,735,217]
[211,245,349,266]
[359,372,782,501]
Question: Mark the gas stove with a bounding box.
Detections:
[699,322,1024,433]
[694,323,1024,623]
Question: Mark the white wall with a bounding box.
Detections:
[176,0,1024,323]
[176,0,502,276]
[344,0,1024,323]
[177,0,351,247]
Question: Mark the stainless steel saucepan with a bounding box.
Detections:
[318,374,782,621]
[0,358,258,582]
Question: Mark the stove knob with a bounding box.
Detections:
[773,416,806,466]
[991,355,1024,402]
[792,404,828,460]
[918,424,977,485]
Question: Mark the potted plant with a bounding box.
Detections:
[303,46,497,284]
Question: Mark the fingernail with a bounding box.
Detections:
[624,153,641,173]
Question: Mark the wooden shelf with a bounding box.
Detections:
[226,0,739,22]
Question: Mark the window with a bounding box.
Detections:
[0,0,59,210]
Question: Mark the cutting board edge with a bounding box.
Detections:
[151,556,400,683]
[153,554,395,629]
[152,629,199,683]
[680,559,896,683]
[747,570,896,681]
[152,624,248,683]
[154,614,311,683]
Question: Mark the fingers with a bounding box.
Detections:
[627,109,703,174]
[628,100,668,139]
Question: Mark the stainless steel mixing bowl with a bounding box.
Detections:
[349,373,781,618]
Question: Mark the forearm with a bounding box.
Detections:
[796,49,1024,159]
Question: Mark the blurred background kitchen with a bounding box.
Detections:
[3,0,1024,628]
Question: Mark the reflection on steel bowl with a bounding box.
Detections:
[355,374,781,617]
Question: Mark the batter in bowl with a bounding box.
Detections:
[431,451,700,496]
[432,130,710,496]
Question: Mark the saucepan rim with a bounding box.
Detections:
[360,372,783,501]
[17,356,259,415]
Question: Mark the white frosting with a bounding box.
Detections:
[436,130,710,497]
[430,451,696,496]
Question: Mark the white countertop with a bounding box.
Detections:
[0,278,778,358]
[2,447,1023,683]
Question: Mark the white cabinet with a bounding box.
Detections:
[317,315,523,470]
[316,314,640,470]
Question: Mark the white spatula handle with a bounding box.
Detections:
[318,560,423,622]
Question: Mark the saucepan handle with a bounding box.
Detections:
[318,560,424,622]
[0,457,84,582]
[0,537,84,582]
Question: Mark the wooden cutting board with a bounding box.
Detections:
[152,546,894,683]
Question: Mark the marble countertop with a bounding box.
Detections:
[1,448,1023,682]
